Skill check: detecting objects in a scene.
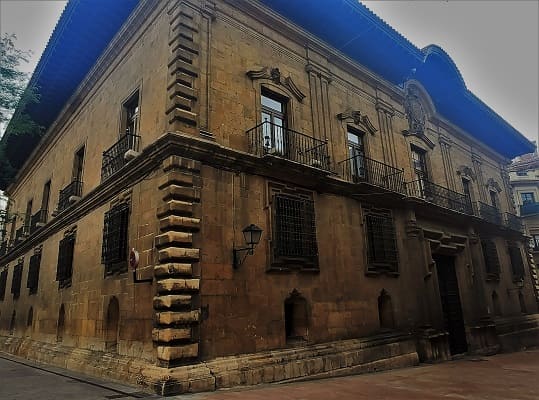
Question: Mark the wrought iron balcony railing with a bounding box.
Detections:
[407,179,473,214]
[101,133,141,181]
[503,212,523,232]
[30,209,48,234]
[338,154,405,193]
[520,202,539,216]
[474,201,502,225]
[58,180,83,212]
[246,121,331,171]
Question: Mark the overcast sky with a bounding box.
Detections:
[0,0,537,143]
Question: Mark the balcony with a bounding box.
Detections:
[407,179,473,214]
[30,209,48,234]
[101,133,141,181]
[504,212,523,232]
[338,154,405,193]
[58,180,83,212]
[15,226,28,245]
[246,121,330,171]
[520,202,539,216]
[474,201,502,225]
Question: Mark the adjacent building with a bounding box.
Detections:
[0,0,538,395]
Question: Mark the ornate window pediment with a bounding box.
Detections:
[247,67,306,102]
[456,165,476,181]
[486,178,502,193]
[336,110,377,135]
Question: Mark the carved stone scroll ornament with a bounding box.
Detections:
[486,178,502,193]
[246,67,306,102]
[456,165,476,181]
[336,110,377,135]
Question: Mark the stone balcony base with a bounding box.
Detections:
[0,332,418,396]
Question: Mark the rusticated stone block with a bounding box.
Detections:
[156,200,194,218]
[157,343,199,361]
[155,231,193,247]
[162,155,201,172]
[157,278,200,293]
[162,185,200,202]
[152,327,192,342]
[155,310,200,325]
[154,263,193,277]
[159,216,200,232]
[168,108,198,126]
[158,171,194,189]
[153,294,192,309]
[158,247,199,262]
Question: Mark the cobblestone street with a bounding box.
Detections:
[1,349,538,399]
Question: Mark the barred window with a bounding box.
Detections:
[101,203,130,276]
[0,269,7,301]
[27,250,42,295]
[481,240,500,281]
[364,207,398,274]
[272,193,318,267]
[56,232,76,289]
[508,244,525,281]
[11,259,23,299]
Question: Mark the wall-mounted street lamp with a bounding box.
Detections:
[233,224,263,268]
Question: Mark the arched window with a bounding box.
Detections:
[378,289,395,329]
[492,291,501,317]
[518,292,527,314]
[284,290,309,343]
[9,310,16,335]
[27,307,33,328]
[57,305,65,342]
[105,297,120,352]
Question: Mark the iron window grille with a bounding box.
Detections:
[481,240,500,281]
[27,249,42,295]
[507,244,525,282]
[11,258,23,299]
[364,207,399,275]
[0,269,8,301]
[56,232,76,289]
[101,203,130,276]
[272,193,318,268]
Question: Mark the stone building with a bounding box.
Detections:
[0,0,538,395]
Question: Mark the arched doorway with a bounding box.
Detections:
[104,297,120,352]
[284,290,309,344]
[57,305,65,342]
[378,289,395,329]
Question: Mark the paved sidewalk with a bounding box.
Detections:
[1,350,538,399]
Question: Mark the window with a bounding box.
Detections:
[24,199,32,234]
[347,127,366,182]
[261,89,287,154]
[41,180,51,214]
[516,171,528,176]
[101,203,130,276]
[530,234,539,251]
[271,187,318,269]
[462,178,473,211]
[411,145,429,196]
[489,190,499,210]
[27,248,42,295]
[11,258,23,299]
[121,90,140,135]
[521,192,535,205]
[72,146,85,183]
[0,269,7,301]
[364,207,398,274]
[56,231,76,289]
[481,240,500,280]
[507,243,525,281]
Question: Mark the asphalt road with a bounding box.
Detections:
[1,349,538,399]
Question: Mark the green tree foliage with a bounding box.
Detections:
[0,34,42,189]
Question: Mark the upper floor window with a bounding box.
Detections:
[27,248,42,295]
[347,127,366,181]
[507,243,525,282]
[56,231,76,289]
[11,258,23,299]
[0,268,7,301]
[72,146,85,183]
[270,186,318,269]
[102,203,130,276]
[489,190,499,210]
[41,180,51,213]
[122,90,140,136]
[462,178,473,209]
[521,192,535,205]
[261,89,287,154]
[364,207,399,275]
[481,240,500,281]
[516,171,528,176]
[411,146,428,180]
[529,234,539,250]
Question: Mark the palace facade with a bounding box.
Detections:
[0,0,538,395]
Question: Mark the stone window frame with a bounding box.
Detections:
[11,257,24,299]
[480,239,501,281]
[507,242,525,283]
[101,201,131,277]
[363,205,399,276]
[119,87,142,137]
[56,228,77,289]
[266,182,319,272]
[27,246,42,295]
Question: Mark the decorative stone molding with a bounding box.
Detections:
[456,165,476,181]
[336,110,377,135]
[402,87,435,149]
[246,67,306,102]
[486,178,502,193]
